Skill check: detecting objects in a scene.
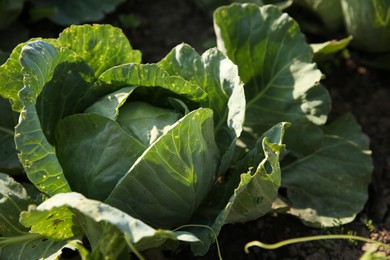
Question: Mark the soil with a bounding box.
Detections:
[3,0,390,259]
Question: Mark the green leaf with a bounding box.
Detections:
[106,108,220,228]
[0,234,79,260]
[0,173,75,259]
[341,0,390,53]
[281,114,373,227]
[33,0,125,25]
[189,122,288,255]
[21,205,83,240]
[57,24,142,78]
[0,173,34,237]
[84,86,137,120]
[20,192,200,255]
[55,113,146,201]
[34,55,94,143]
[0,40,38,112]
[93,63,207,103]
[223,129,286,224]
[12,39,94,143]
[214,4,330,137]
[158,44,245,134]
[0,97,22,175]
[0,38,58,112]
[15,41,73,195]
[85,87,183,146]
[158,44,245,174]
[117,101,182,146]
[311,36,353,63]
[158,44,245,141]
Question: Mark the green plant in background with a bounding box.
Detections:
[0,0,129,58]
[294,0,390,70]
[0,0,25,30]
[293,0,344,33]
[0,3,373,259]
[341,0,390,53]
[32,0,126,25]
[295,0,390,54]
[0,0,126,27]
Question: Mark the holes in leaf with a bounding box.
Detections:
[61,247,79,259]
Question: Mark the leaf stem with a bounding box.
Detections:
[244,234,390,253]
[0,233,42,246]
[127,241,146,260]
[173,224,223,260]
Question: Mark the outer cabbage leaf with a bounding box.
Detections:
[20,192,200,257]
[281,114,373,227]
[57,24,142,78]
[158,44,245,175]
[0,173,76,259]
[106,108,220,229]
[189,122,288,255]
[0,38,94,140]
[341,0,390,53]
[15,40,94,195]
[55,113,146,201]
[214,4,331,144]
[33,0,125,26]
[0,39,45,112]
[0,97,21,175]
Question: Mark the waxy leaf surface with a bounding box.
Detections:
[0,173,75,259]
[106,108,220,228]
[158,44,245,175]
[58,24,141,77]
[281,114,373,226]
[214,3,330,139]
[20,192,200,256]
[190,122,287,255]
[15,41,77,195]
[55,113,146,201]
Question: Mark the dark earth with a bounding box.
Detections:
[2,0,389,259]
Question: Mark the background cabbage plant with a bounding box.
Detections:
[0,0,126,29]
[294,0,390,54]
[341,0,390,53]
